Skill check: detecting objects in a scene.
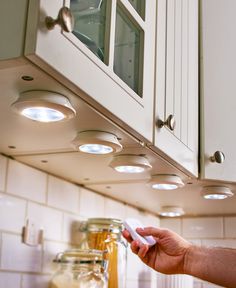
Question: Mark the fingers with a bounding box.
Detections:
[122,229,149,259]
[130,240,140,254]
[123,229,150,259]
[122,226,164,243]
[137,244,149,259]
[136,226,168,239]
[131,240,149,259]
[122,229,133,243]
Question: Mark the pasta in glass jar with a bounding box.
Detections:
[50,249,108,288]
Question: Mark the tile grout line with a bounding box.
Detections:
[20,273,23,288]
[77,185,81,216]
[222,216,226,239]
[3,156,9,194]
[45,173,49,207]
[0,232,2,269]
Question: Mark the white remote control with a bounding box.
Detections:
[124,218,156,246]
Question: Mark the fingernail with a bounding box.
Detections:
[136,227,144,232]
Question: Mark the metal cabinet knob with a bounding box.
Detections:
[210,151,225,163]
[157,114,176,131]
[45,7,74,33]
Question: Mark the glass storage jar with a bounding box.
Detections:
[50,249,108,288]
[82,218,127,288]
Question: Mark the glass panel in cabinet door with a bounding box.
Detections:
[70,0,108,62]
[128,0,145,19]
[114,6,144,97]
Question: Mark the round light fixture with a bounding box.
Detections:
[72,131,123,155]
[11,90,76,122]
[149,174,184,190]
[158,206,185,217]
[201,186,234,200]
[109,155,152,173]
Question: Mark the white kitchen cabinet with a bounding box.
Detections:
[23,0,156,143]
[153,0,199,176]
[201,0,236,182]
[0,0,199,178]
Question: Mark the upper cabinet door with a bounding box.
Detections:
[154,0,199,176]
[201,0,236,182]
[24,0,156,142]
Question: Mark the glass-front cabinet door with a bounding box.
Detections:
[70,0,108,63]
[113,4,143,96]
[25,0,156,143]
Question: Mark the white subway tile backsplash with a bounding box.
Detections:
[150,271,159,288]
[0,193,26,233]
[127,280,152,288]
[202,238,236,248]
[48,176,80,213]
[1,154,235,288]
[131,272,194,288]
[43,241,69,273]
[104,198,126,220]
[193,283,202,288]
[1,233,42,272]
[0,272,21,288]
[79,188,105,218]
[62,213,85,244]
[126,279,139,288]
[0,155,7,192]
[0,232,1,258]
[22,274,51,288]
[182,217,223,238]
[160,218,182,235]
[141,214,160,227]
[126,267,154,287]
[202,283,223,288]
[224,217,236,238]
[27,202,63,241]
[155,272,166,288]
[6,159,47,203]
[125,205,141,219]
[163,274,194,288]
[127,277,160,288]
[188,239,202,246]
[138,265,153,282]
[126,248,146,281]
[125,206,159,227]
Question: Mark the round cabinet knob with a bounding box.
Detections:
[210,151,225,163]
[157,114,176,131]
[45,7,74,33]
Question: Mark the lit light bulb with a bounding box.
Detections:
[22,107,65,122]
[79,144,113,154]
[114,165,145,173]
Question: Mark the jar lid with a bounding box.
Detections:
[87,218,123,233]
[54,249,105,264]
[88,218,122,226]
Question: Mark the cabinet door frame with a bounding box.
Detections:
[200,0,236,182]
[154,0,198,176]
[24,0,156,143]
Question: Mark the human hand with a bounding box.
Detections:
[122,227,191,275]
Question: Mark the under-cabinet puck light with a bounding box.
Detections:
[149,174,184,190]
[201,186,234,200]
[158,206,185,217]
[11,90,76,122]
[72,131,123,155]
[109,155,152,173]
